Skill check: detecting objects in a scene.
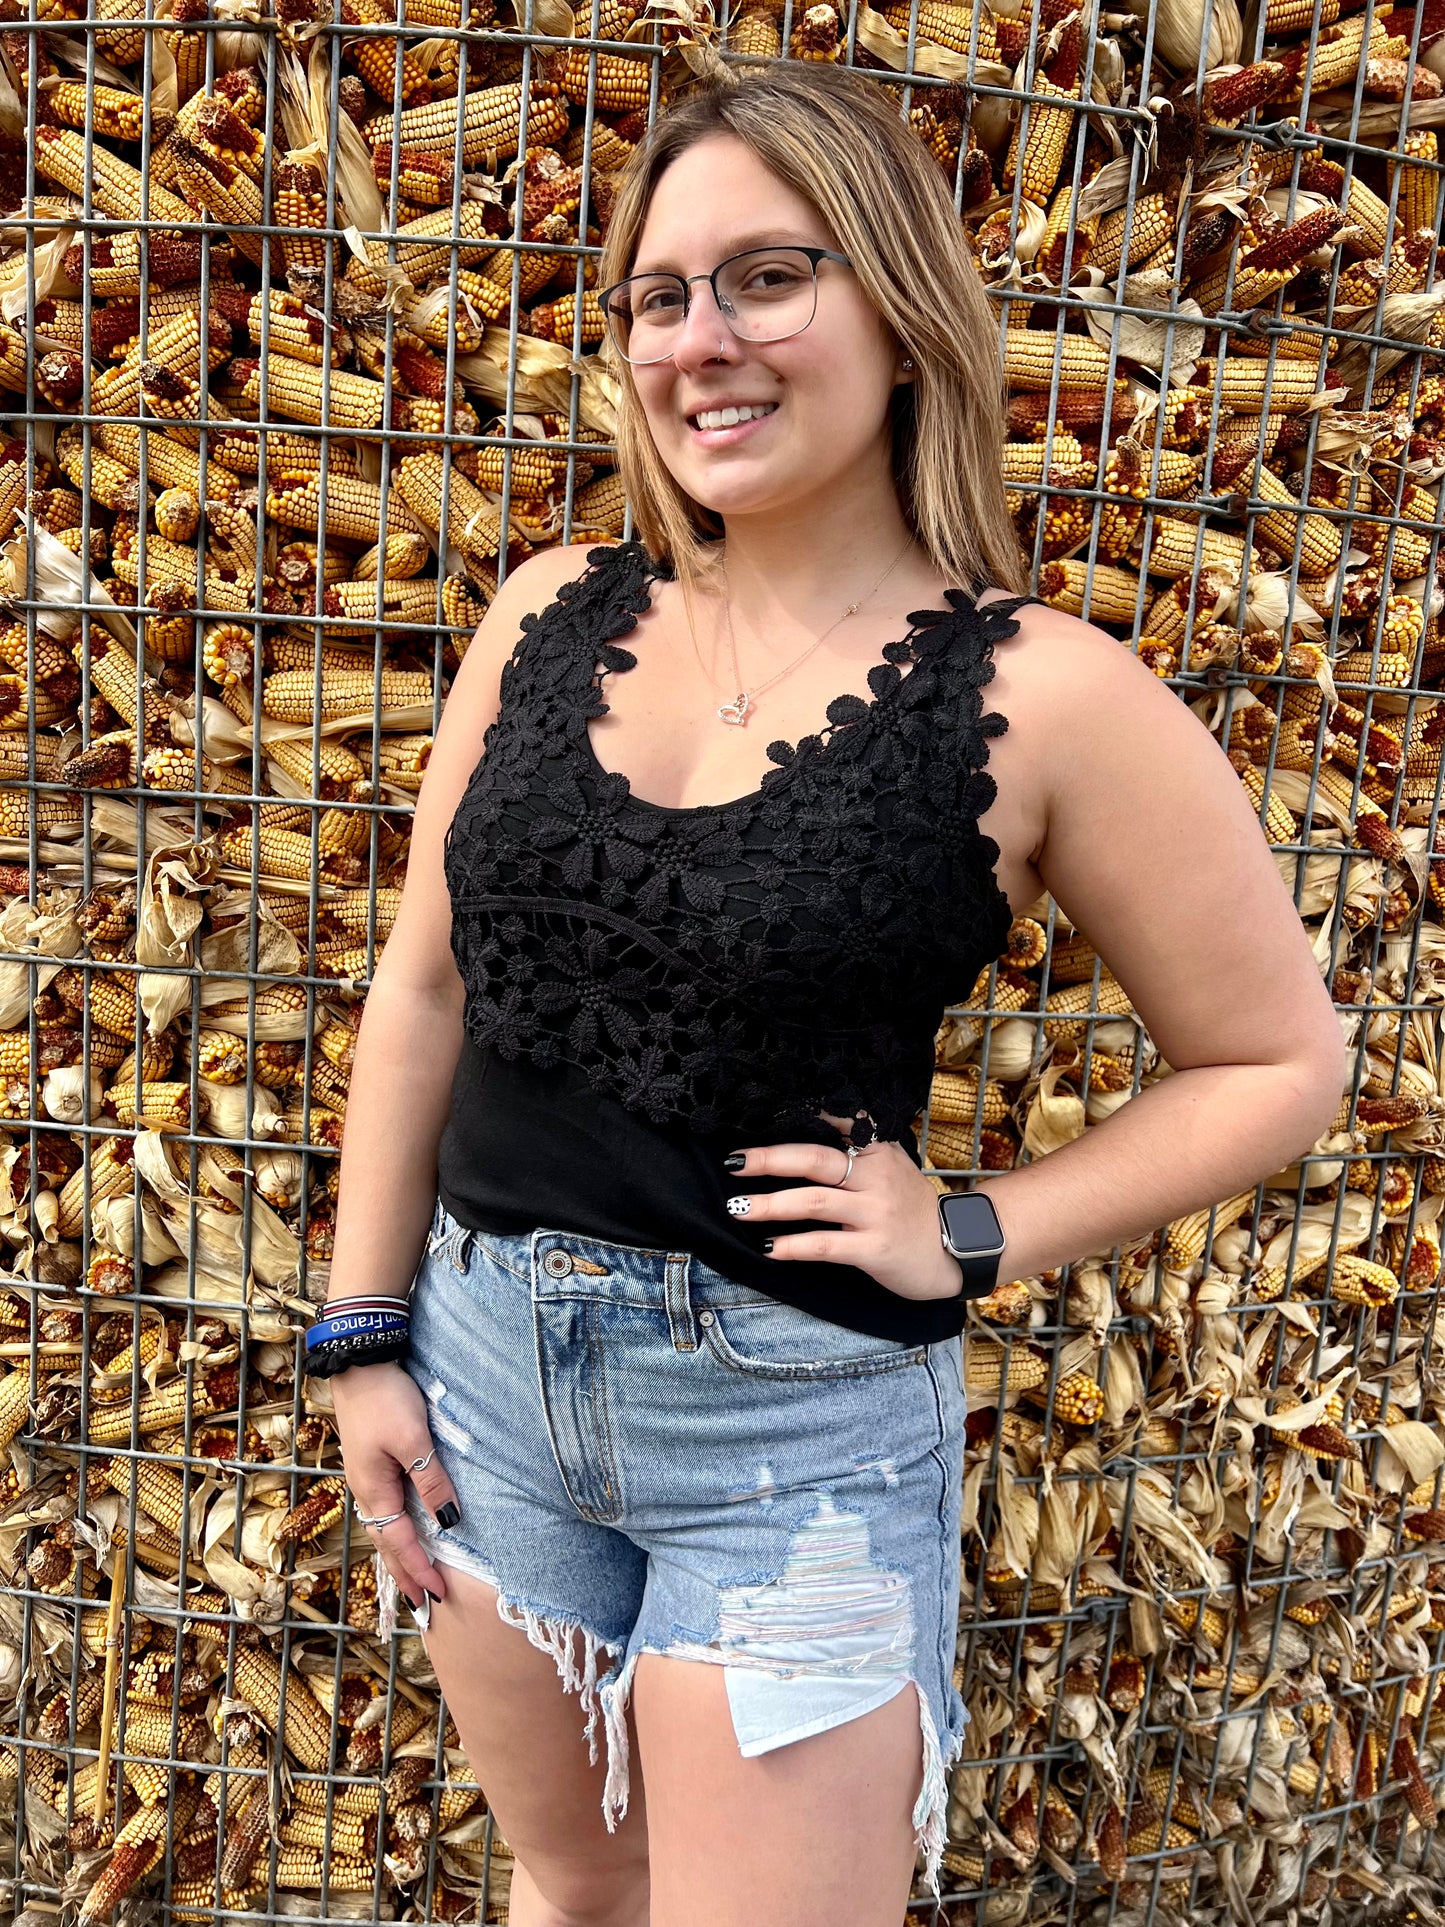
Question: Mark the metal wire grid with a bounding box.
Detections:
[0,0,1439,1918]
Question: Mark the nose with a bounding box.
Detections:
[668,274,737,372]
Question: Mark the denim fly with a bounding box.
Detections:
[394,1195,970,1897]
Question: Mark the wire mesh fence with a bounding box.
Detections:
[0,0,1441,1917]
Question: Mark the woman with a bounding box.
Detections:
[324,58,1345,1927]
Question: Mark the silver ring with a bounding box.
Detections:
[829,1143,858,1188]
[356,1508,405,1530]
[408,1449,437,1474]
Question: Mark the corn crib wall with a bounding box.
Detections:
[0,0,1440,1917]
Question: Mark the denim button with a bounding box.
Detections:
[543,1249,573,1278]
[698,1310,714,1327]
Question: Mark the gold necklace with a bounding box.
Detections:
[712,535,917,728]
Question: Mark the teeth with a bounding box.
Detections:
[694,402,777,431]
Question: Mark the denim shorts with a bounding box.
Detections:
[397,1197,969,1897]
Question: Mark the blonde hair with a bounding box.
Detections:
[597,58,1028,602]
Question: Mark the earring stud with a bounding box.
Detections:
[902,356,914,370]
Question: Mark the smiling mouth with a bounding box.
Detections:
[686,401,781,431]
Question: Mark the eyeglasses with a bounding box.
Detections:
[596,245,854,366]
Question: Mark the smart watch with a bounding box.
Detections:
[937,1190,1007,1299]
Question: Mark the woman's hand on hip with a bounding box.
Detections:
[721,1124,964,1302]
[330,1361,461,1609]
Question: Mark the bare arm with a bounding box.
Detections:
[974,608,1350,1285]
[326,542,600,1308]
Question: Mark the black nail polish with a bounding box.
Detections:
[762,1239,774,1254]
[424,1582,443,1600]
[723,1151,746,1170]
[436,1501,461,1531]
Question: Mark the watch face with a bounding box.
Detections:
[940,1191,1006,1256]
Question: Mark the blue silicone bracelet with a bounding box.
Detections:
[304,1307,411,1353]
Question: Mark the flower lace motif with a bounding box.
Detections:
[443,542,1031,1151]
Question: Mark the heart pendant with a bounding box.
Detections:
[717,693,750,726]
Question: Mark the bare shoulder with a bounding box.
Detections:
[445,541,607,708]
[487,538,613,626]
[977,591,1186,808]
[990,594,1343,1086]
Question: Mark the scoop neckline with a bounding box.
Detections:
[578,548,1023,819]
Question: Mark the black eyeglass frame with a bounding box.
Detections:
[596,246,854,365]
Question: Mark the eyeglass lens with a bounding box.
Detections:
[606,248,822,363]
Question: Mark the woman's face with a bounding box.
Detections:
[622,133,909,525]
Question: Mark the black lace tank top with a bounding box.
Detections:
[435,539,1035,1343]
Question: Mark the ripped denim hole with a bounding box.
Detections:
[597,1494,962,1897]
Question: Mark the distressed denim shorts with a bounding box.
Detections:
[399,1196,969,1896]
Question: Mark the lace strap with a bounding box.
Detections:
[498,539,658,716]
[955,588,1033,828]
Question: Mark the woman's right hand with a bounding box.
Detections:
[330,1361,461,1610]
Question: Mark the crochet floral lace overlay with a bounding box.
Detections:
[442,541,1033,1152]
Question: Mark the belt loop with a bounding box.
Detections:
[665,1252,698,1352]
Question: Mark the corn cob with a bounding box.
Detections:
[1002,331,1113,393]
[965,1339,1048,1398]
[1140,517,1248,580]
[1390,131,1440,239]
[362,81,568,168]
[43,81,150,142]
[321,580,441,632]
[218,819,364,883]
[34,128,194,226]
[232,357,388,431]
[231,1646,334,1771]
[1090,194,1175,280]
[0,1371,29,1452]
[112,1081,193,1130]
[394,451,534,571]
[96,424,241,503]
[1161,1189,1258,1268]
[265,473,426,547]
[1040,974,1136,1044]
[273,160,332,280]
[1002,19,1082,206]
[1035,559,1142,623]
[1002,436,1090,486]
[261,666,433,723]
[104,1456,191,1536]
[349,531,433,581]
[345,206,499,300]
[1248,460,1342,571]
[79,1797,193,1921]
[241,292,352,368]
[1329,1252,1400,1307]
[90,313,232,419]
[92,1366,240,1444]
[569,472,627,537]
[1214,357,1321,412]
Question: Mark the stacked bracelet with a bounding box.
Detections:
[304,1297,412,1379]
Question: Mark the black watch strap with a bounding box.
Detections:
[944,1244,1002,1298]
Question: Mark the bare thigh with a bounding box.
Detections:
[422,1566,651,1917]
[632,1653,924,1927]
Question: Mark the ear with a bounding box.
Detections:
[895,355,917,386]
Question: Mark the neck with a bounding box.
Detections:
[703,452,943,635]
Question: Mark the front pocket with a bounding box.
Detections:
[700,1302,928,1381]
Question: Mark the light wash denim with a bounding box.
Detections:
[395,1195,969,1897]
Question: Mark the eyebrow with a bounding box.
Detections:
[632,228,820,273]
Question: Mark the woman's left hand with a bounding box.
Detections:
[722,1116,965,1303]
